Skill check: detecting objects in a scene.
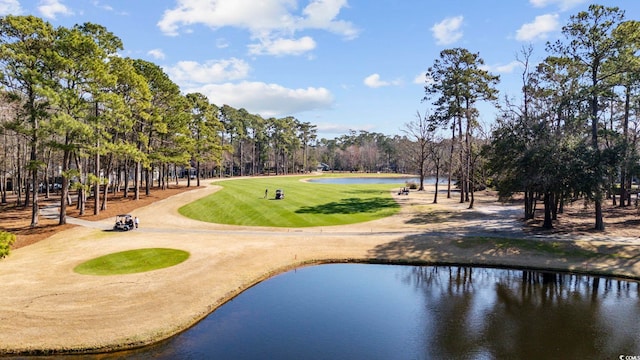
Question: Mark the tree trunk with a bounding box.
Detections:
[418,159,425,191]
[524,190,535,220]
[101,154,114,211]
[24,177,30,207]
[239,141,244,177]
[134,160,140,200]
[58,146,71,225]
[43,155,50,199]
[467,159,474,209]
[620,85,631,207]
[15,146,22,207]
[94,150,100,215]
[123,162,130,198]
[447,122,454,199]
[145,167,151,196]
[74,155,85,216]
[30,173,38,227]
[1,131,7,205]
[161,164,166,190]
[591,68,604,231]
[464,107,471,203]
[433,164,439,204]
[458,115,464,203]
[543,192,553,229]
[196,160,201,187]
[0,173,6,205]
[595,198,604,231]
[78,187,85,215]
[28,91,39,226]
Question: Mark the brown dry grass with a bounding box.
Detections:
[1,184,199,249]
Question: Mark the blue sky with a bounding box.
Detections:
[3,0,639,139]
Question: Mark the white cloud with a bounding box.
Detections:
[165,58,250,86]
[481,61,523,74]
[38,0,73,19]
[0,0,22,15]
[494,61,524,73]
[516,14,559,41]
[298,0,359,39]
[157,0,358,56]
[364,74,386,88]
[157,0,292,36]
[529,0,586,11]
[364,73,401,88]
[164,55,333,116]
[188,81,334,117]
[431,15,463,45]
[248,36,316,56]
[92,1,114,12]
[147,49,165,60]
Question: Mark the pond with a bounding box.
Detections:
[103,264,640,360]
[308,176,429,184]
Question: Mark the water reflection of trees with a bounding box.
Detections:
[404,266,640,359]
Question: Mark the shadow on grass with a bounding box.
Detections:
[296,197,398,214]
[367,233,640,277]
[406,208,511,225]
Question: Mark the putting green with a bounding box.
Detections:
[74,248,190,275]
[179,175,402,227]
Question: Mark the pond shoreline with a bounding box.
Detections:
[0,181,638,356]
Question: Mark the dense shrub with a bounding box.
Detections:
[0,231,16,259]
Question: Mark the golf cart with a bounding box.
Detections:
[275,189,284,200]
[114,214,134,231]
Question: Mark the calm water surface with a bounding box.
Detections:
[307,177,424,184]
[101,264,640,360]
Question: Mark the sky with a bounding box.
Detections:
[2,0,639,139]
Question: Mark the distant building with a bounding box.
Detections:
[316,163,330,171]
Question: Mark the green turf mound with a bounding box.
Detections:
[74,248,190,275]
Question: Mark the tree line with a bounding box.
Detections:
[0,15,422,229]
[485,5,640,231]
[1,4,639,233]
[407,4,640,231]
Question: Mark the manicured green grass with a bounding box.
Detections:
[74,248,190,275]
[178,175,401,227]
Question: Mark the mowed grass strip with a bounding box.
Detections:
[74,248,190,275]
[178,176,401,227]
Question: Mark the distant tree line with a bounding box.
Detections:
[1,4,639,233]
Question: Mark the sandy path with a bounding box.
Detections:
[1,183,639,355]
